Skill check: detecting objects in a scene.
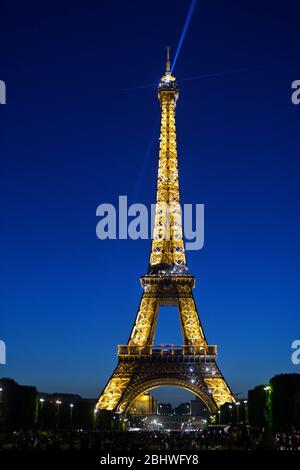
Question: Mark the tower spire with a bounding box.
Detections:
[150,46,182,274]
[166,45,171,74]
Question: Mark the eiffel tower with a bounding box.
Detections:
[96,48,235,419]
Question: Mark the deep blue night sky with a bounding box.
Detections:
[1,0,300,404]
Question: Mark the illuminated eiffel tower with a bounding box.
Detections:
[96,48,235,418]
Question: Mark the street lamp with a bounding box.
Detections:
[243,400,248,424]
[69,403,74,428]
[236,402,240,424]
[264,385,271,391]
[39,398,45,430]
[56,400,62,429]
[229,405,233,423]
[94,407,98,430]
[217,409,221,424]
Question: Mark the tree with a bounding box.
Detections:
[248,385,266,427]
[0,378,19,430]
[18,385,38,429]
[0,378,38,430]
[270,373,300,431]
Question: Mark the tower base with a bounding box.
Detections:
[97,345,235,415]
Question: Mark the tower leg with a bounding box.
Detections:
[177,285,206,346]
[128,294,158,346]
[97,363,136,411]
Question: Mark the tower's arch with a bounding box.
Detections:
[117,377,218,415]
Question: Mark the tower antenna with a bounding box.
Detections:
[166,45,171,73]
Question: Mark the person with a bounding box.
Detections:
[291,432,299,451]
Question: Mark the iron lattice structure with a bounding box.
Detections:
[96,49,235,416]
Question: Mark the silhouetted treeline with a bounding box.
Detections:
[213,374,300,431]
[1,374,300,432]
[0,378,112,430]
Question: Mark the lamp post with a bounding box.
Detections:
[0,387,3,428]
[94,408,98,430]
[229,405,232,423]
[236,402,240,424]
[39,398,45,430]
[217,409,221,424]
[56,400,62,429]
[69,403,74,429]
[264,385,272,425]
[243,400,248,424]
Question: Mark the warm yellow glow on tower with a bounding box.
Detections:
[96,47,235,415]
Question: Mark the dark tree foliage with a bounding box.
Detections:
[270,373,300,431]
[248,385,266,427]
[0,378,38,430]
[248,374,300,430]
[18,385,38,429]
[0,379,100,430]
[0,378,19,429]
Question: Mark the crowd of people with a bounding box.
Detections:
[275,432,300,451]
[0,426,298,452]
